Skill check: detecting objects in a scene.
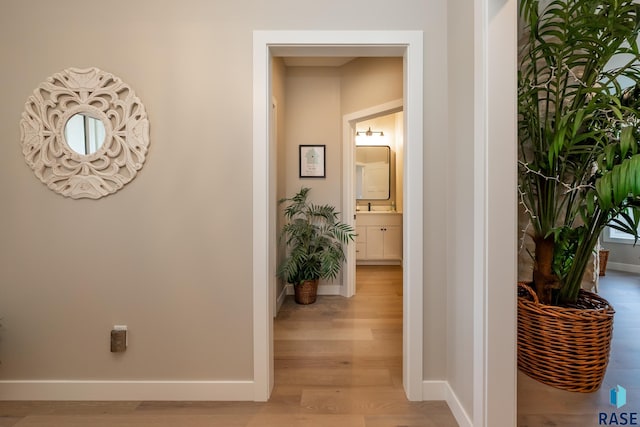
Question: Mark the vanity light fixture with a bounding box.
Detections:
[355,127,384,137]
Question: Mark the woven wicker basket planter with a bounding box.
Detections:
[294,279,319,305]
[517,282,615,393]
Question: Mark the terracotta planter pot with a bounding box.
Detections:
[517,282,615,392]
[294,279,318,305]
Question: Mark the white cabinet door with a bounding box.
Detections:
[382,225,402,260]
[366,226,385,259]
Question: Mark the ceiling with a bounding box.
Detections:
[282,57,356,67]
[273,45,405,68]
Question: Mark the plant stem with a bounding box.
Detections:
[533,235,559,304]
[560,208,606,304]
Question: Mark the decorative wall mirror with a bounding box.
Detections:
[355,145,391,200]
[20,67,150,199]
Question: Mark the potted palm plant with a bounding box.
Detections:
[277,187,356,304]
[518,0,640,391]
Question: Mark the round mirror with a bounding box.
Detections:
[21,67,149,199]
[64,112,106,155]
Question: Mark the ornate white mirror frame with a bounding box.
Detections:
[20,67,150,199]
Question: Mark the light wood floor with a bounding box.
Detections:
[518,269,640,426]
[0,266,458,427]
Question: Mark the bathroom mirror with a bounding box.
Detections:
[20,67,149,199]
[355,145,390,200]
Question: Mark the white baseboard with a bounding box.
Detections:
[422,380,447,400]
[445,383,473,427]
[276,284,287,313]
[423,380,473,427]
[285,284,342,295]
[0,380,254,401]
[607,262,640,274]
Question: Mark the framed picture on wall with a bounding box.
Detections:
[299,145,326,178]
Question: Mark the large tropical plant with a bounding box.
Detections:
[519,0,640,305]
[277,187,356,286]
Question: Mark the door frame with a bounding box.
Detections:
[252,30,424,401]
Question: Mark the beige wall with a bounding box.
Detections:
[341,58,404,115]
[603,238,640,266]
[0,0,479,417]
[284,67,343,215]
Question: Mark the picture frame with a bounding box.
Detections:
[299,145,326,178]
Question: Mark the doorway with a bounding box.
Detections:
[253,31,424,402]
[343,100,404,298]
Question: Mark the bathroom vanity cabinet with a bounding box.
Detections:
[355,212,402,264]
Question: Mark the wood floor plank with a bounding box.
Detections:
[275,357,402,371]
[365,412,459,427]
[0,402,139,417]
[134,401,263,415]
[517,413,600,427]
[275,339,402,358]
[299,388,445,416]
[13,414,252,426]
[246,413,366,427]
[0,418,21,427]
[275,327,374,341]
[275,367,393,387]
[331,318,403,327]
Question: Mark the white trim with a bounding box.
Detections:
[401,32,425,402]
[445,383,474,427]
[603,225,639,245]
[422,380,448,400]
[270,97,279,319]
[0,380,253,401]
[253,30,424,403]
[343,115,357,299]
[253,30,273,402]
[473,0,488,422]
[276,282,287,314]
[607,262,640,274]
[477,0,518,425]
[342,98,404,298]
[422,381,473,427]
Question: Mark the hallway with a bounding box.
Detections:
[271,265,458,426]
